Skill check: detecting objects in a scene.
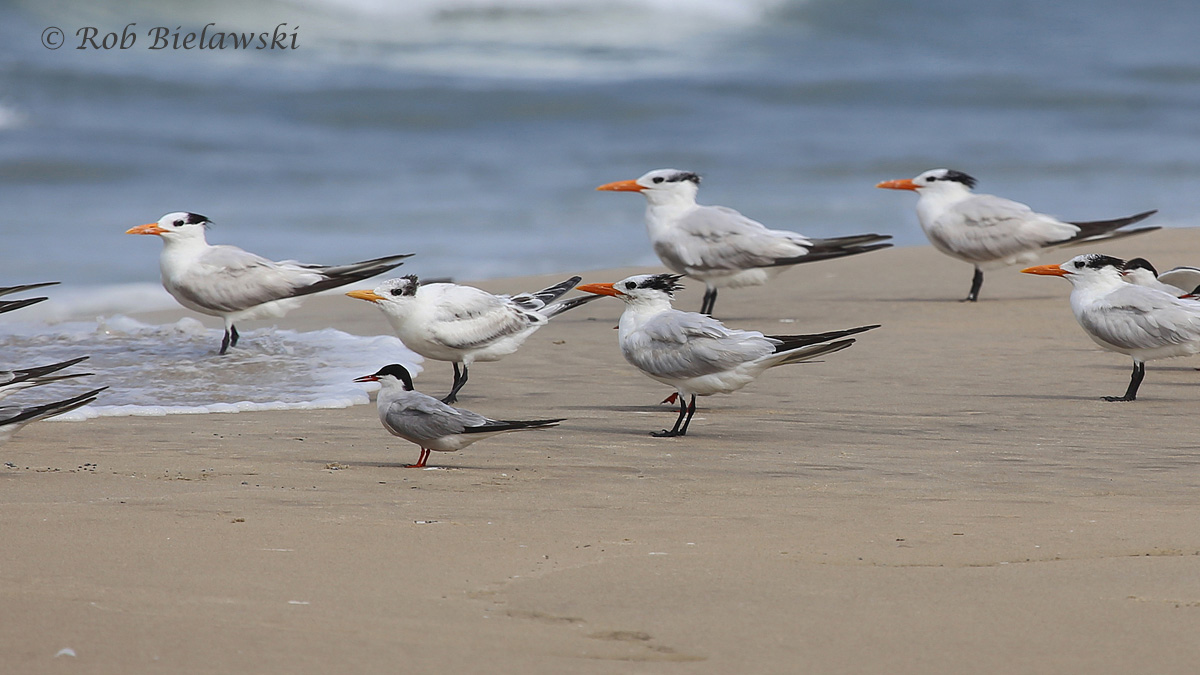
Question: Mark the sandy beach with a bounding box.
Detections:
[4,230,1200,674]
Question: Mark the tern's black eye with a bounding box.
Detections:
[625,281,637,290]
[925,176,935,182]
[172,219,184,227]
[390,288,404,296]
[1074,261,1084,269]
[652,177,664,184]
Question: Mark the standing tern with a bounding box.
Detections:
[127,212,413,354]
[0,387,106,444]
[354,364,563,468]
[0,356,92,402]
[347,275,598,403]
[1121,258,1200,297]
[1022,254,1200,401]
[578,273,879,437]
[877,169,1158,301]
[597,169,892,315]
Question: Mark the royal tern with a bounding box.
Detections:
[877,169,1158,301]
[597,169,892,315]
[127,212,413,354]
[578,273,879,436]
[354,364,563,468]
[347,275,598,403]
[0,387,106,444]
[0,356,91,402]
[1122,258,1200,297]
[1022,254,1200,401]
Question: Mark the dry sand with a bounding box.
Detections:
[4,230,1200,674]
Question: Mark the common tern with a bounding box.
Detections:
[1022,254,1200,401]
[0,387,106,444]
[578,273,879,437]
[127,212,413,354]
[597,169,892,315]
[877,169,1158,301]
[1121,258,1200,297]
[347,275,598,403]
[0,356,92,402]
[354,364,563,468]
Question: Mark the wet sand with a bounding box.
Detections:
[4,230,1200,674]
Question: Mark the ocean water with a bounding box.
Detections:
[1,0,1199,415]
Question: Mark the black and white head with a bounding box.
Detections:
[578,274,685,305]
[597,169,702,204]
[913,169,977,190]
[1022,254,1127,286]
[877,169,977,194]
[127,211,212,242]
[347,275,421,308]
[354,363,415,391]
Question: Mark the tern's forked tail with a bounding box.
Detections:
[1062,209,1159,247]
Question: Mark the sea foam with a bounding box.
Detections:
[0,315,421,420]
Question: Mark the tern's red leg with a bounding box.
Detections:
[662,392,679,405]
[405,448,431,468]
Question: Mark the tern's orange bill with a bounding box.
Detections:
[1020,264,1069,276]
[595,179,644,192]
[346,289,384,302]
[576,282,623,297]
[875,178,919,191]
[353,374,379,382]
[126,223,167,235]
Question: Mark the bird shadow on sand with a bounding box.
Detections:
[316,459,461,471]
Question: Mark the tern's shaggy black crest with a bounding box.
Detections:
[373,364,415,391]
[938,170,977,189]
[666,171,700,185]
[1123,257,1158,276]
[1082,254,1127,270]
[393,275,420,297]
[639,274,686,294]
[184,212,211,225]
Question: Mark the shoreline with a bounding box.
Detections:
[5,232,1200,673]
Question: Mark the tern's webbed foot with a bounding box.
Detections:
[651,429,685,438]
[1101,395,1136,402]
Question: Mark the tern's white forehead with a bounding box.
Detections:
[636,168,701,189]
[912,168,977,190]
[373,276,420,300]
[157,211,210,227]
[614,273,685,296]
[1060,254,1126,274]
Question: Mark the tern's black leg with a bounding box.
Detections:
[442,363,468,404]
[700,288,718,315]
[652,393,689,437]
[963,267,984,302]
[1103,361,1145,402]
[677,395,697,436]
[220,328,232,355]
[230,324,240,347]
